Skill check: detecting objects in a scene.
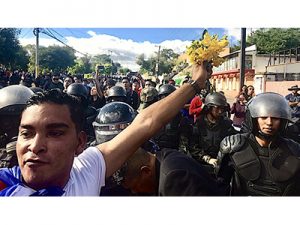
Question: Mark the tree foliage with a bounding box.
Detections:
[68,55,92,75]
[247,28,300,53]
[136,48,179,76]
[0,28,29,70]
[26,45,76,74]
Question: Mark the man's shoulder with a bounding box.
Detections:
[220,133,249,154]
[281,137,300,157]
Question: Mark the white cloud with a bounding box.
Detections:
[19,32,192,71]
[224,28,259,45]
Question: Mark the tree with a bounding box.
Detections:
[119,67,131,75]
[26,45,76,74]
[247,28,300,53]
[68,55,92,75]
[136,49,179,76]
[90,54,123,75]
[12,47,30,70]
[39,45,76,74]
[0,28,29,70]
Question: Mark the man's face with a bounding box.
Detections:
[63,78,73,89]
[145,81,152,87]
[122,79,130,89]
[52,76,60,84]
[209,105,225,119]
[132,82,140,91]
[257,117,281,136]
[17,103,86,190]
[74,77,82,83]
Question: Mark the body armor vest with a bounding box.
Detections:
[197,116,234,158]
[0,138,18,168]
[230,137,300,196]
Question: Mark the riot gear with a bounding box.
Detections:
[245,92,292,137]
[107,86,127,103]
[0,85,34,168]
[0,85,34,115]
[92,102,137,144]
[66,83,88,100]
[204,92,227,107]
[158,84,176,98]
[218,133,300,196]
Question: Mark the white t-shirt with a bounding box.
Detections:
[9,147,106,196]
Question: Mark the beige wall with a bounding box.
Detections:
[265,81,300,96]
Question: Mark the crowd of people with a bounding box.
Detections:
[1,62,300,196]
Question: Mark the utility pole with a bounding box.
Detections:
[155,45,161,77]
[239,28,246,91]
[33,28,40,79]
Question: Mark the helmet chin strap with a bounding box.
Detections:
[256,130,278,142]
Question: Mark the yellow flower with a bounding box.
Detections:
[186,31,229,67]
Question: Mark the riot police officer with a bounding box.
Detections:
[217,92,300,196]
[190,92,236,174]
[106,85,127,104]
[92,101,137,145]
[152,84,182,149]
[0,85,34,168]
[67,83,97,143]
[91,101,137,195]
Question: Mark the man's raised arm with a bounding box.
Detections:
[98,62,210,177]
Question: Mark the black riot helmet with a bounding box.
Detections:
[0,85,34,143]
[66,83,89,107]
[92,102,137,144]
[66,83,88,100]
[0,85,34,116]
[107,85,127,103]
[158,84,176,98]
[204,92,228,107]
[245,92,292,137]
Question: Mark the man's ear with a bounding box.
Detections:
[75,131,87,156]
[140,165,152,176]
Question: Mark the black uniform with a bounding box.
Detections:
[156,148,225,196]
[126,89,140,110]
[190,115,237,164]
[0,138,18,168]
[217,133,300,196]
[153,113,182,149]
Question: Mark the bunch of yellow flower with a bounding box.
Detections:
[186,31,229,67]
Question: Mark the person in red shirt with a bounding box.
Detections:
[189,94,203,123]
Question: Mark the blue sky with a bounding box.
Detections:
[20,28,231,43]
[19,28,244,71]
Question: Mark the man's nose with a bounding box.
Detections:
[28,134,46,154]
[265,117,273,125]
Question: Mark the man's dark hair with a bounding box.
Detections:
[24,89,85,132]
[122,77,130,82]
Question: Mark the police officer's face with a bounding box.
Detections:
[257,117,281,136]
[16,103,86,190]
[210,105,225,119]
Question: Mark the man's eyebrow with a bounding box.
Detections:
[46,123,70,129]
[19,124,34,130]
[20,123,70,129]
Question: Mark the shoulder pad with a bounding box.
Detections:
[283,138,300,157]
[220,133,247,154]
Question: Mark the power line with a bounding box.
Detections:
[39,28,88,57]
[20,28,32,38]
